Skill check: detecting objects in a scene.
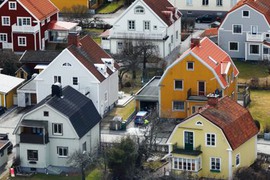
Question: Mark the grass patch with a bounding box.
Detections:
[86,168,102,180]
[98,0,124,14]
[82,28,104,45]
[143,161,163,171]
[248,90,270,132]
[111,99,135,120]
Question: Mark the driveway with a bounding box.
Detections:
[93,7,127,25]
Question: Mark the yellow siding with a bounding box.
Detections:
[6,88,16,108]
[15,70,28,79]
[0,93,4,107]
[50,0,88,11]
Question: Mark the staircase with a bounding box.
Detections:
[46,165,62,175]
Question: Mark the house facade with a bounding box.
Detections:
[167,96,258,179]
[14,85,101,174]
[218,0,270,61]
[159,37,239,119]
[0,140,9,167]
[169,0,239,17]
[34,34,119,117]
[102,0,181,58]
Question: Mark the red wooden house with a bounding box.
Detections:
[0,0,81,52]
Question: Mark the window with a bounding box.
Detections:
[18,36,26,46]
[187,62,194,70]
[57,146,68,157]
[173,157,201,171]
[264,47,269,54]
[250,44,259,54]
[0,33,7,42]
[52,123,63,135]
[210,157,221,172]
[206,133,216,146]
[171,35,173,43]
[82,142,87,152]
[9,2,16,10]
[196,121,203,126]
[186,0,192,5]
[229,42,238,51]
[43,111,49,117]
[153,25,157,30]
[63,62,71,66]
[2,16,10,26]
[173,101,184,111]
[242,10,249,17]
[144,21,150,31]
[216,0,223,6]
[128,20,135,30]
[251,25,258,35]
[176,30,179,40]
[202,0,209,6]
[233,25,242,34]
[27,150,38,161]
[73,77,78,85]
[135,6,144,14]
[117,42,123,49]
[174,80,183,90]
[47,17,50,23]
[17,17,31,26]
[54,76,61,83]
[236,154,240,166]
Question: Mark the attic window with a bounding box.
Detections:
[242,10,249,18]
[196,121,203,126]
[9,2,16,10]
[135,6,144,14]
[63,63,71,66]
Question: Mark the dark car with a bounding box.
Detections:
[0,106,5,116]
[134,111,148,125]
[195,14,221,23]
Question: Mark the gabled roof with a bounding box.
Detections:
[19,50,61,64]
[190,37,239,88]
[143,0,181,26]
[67,35,120,82]
[228,0,270,24]
[18,0,58,21]
[199,96,258,150]
[37,86,101,138]
[0,74,24,93]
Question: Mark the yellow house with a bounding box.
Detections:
[167,96,259,180]
[0,74,24,108]
[159,37,239,119]
[50,0,104,11]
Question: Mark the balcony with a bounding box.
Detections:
[109,30,168,40]
[12,24,39,33]
[187,88,208,101]
[246,32,264,42]
[20,132,49,144]
[172,144,202,156]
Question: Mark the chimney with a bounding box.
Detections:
[207,93,219,107]
[190,38,201,49]
[68,32,80,47]
[51,83,62,98]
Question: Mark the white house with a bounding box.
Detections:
[13,85,101,174]
[34,34,119,117]
[101,0,182,58]
[169,0,239,17]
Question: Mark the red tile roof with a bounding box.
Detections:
[191,37,239,88]
[67,35,119,82]
[201,28,218,38]
[143,0,181,26]
[19,0,58,21]
[228,0,270,24]
[48,20,78,30]
[199,96,259,150]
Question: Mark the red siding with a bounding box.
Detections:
[13,34,35,52]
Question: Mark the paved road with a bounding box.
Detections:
[93,7,127,25]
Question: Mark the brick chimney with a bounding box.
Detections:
[190,38,201,49]
[207,93,219,107]
[68,32,80,47]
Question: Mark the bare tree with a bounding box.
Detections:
[0,50,20,75]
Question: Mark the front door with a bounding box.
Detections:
[198,81,205,96]
[184,131,194,150]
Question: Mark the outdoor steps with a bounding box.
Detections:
[46,165,62,175]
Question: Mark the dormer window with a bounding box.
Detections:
[242,10,249,18]
[9,2,16,10]
[135,6,144,14]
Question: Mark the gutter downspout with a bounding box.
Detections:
[227,148,233,180]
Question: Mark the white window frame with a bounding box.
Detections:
[27,150,38,161]
[143,21,150,31]
[134,6,144,14]
[9,1,16,10]
[242,10,250,18]
[52,123,63,136]
[47,17,50,23]
[1,16,10,26]
[117,41,123,49]
[202,0,209,6]
[236,154,240,166]
[153,25,157,30]
[249,44,260,55]
[251,25,258,35]
[173,157,200,171]
[216,0,223,6]
[41,20,45,26]
[172,101,185,111]
[128,20,135,31]
[186,0,193,6]
[17,17,31,26]
[0,33,7,42]
[210,157,221,172]
[229,41,239,52]
[187,62,194,71]
[206,133,216,147]
[18,36,26,46]
[174,80,183,90]
[54,76,61,83]
[232,24,242,34]
[73,77,78,85]
[57,146,68,157]
[195,121,203,126]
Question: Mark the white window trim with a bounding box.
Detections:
[174,79,183,91]
[18,36,26,46]
[17,17,31,26]
[172,101,185,112]
[128,20,135,31]
[153,25,157,30]
[0,33,7,42]
[1,16,10,26]
[228,41,239,52]
[205,133,216,147]
[232,24,243,35]
[183,130,195,149]
[210,157,221,172]
[172,157,200,172]
[72,77,78,85]
[242,10,250,18]
[143,21,150,31]
[9,1,17,10]
[186,0,193,6]
[236,153,240,167]
[202,0,209,6]
[41,20,45,26]
[249,43,260,55]
[216,0,223,6]
[187,62,194,71]
[134,6,145,14]
[57,146,68,157]
[52,123,63,136]
[195,121,203,126]
[47,17,50,23]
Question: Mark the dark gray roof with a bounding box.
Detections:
[38,86,101,138]
[19,50,61,64]
[135,77,160,101]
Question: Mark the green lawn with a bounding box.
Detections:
[112,99,136,120]
[98,0,124,14]
[248,90,270,132]
[83,28,104,45]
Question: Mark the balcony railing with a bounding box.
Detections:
[20,133,49,144]
[246,32,264,42]
[109,30,167,40]
[12,24,39,33]
[172,144,202,156]
[187,88,222,101]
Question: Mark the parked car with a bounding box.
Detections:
[134,111,148,125]
[195,14,221,23]
[0,106,5,116]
